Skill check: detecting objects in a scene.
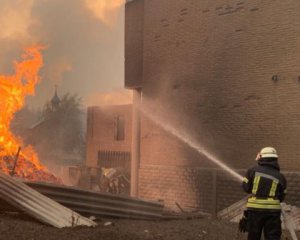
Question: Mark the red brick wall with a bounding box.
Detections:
[127,0,300,170]
[139,165,215,212]
[126,0,300,210]
[140,114,216,167]
[139,167,300,212]
[86,105,132,167]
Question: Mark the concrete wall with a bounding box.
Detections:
[125,0,300,211]
[86,105,132,167]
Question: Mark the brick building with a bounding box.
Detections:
[86,105,132,171]
[125,0,300,212]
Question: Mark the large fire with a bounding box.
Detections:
[0,46,60,183]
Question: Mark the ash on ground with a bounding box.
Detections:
[0,212,299,240]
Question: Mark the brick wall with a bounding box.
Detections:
[139,166,300,213]
[86,105,132,167]
[140,114,217,168]
[125,0,144,88]
[284,172,300,206]
[125,0,300,210]
[139,165,214,212]
[126,0,300,170]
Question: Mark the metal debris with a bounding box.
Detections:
[26,181,164,220]
[0,172,96,228]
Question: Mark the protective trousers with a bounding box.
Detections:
[247,210,281,240]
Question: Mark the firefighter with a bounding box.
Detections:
[242,147,287,240]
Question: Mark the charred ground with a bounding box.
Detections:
[1,212,299,240]
[0,212,241,240]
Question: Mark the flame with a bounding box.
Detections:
[85,0,124,26]
[0,45,45,176]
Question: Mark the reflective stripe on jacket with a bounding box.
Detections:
[246,197,281,210]
[242,158,287,211]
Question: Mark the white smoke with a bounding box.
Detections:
[0,0,124,108]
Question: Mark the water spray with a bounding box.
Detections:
[137,102,298,239]
[139,104,243,182]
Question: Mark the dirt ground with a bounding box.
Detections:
[0,212,298,240]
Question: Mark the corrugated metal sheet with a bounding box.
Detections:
[217,197,247,222]
[0,172,96,228]
[25,182,164,220]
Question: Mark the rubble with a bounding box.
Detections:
[0,155,62,184]
[104,221,113,227]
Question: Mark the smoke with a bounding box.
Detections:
[0,0,124,108]
[0,0,34,40]
[0,0,35,74]
[43,57,73,86]
[141,97,243,182]
[85,0,125,27]
[85,88,132,106]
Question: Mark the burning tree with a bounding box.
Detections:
[0,46,61,183]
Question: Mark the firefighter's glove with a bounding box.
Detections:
[238,211,248,233]
[238,217,247,232]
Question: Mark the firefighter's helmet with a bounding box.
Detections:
[258,147,278,159]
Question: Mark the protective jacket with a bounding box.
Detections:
[242,158,287,211]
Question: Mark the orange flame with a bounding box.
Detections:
[0,46,45,175]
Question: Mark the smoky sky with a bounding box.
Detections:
[0,0,124,108]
